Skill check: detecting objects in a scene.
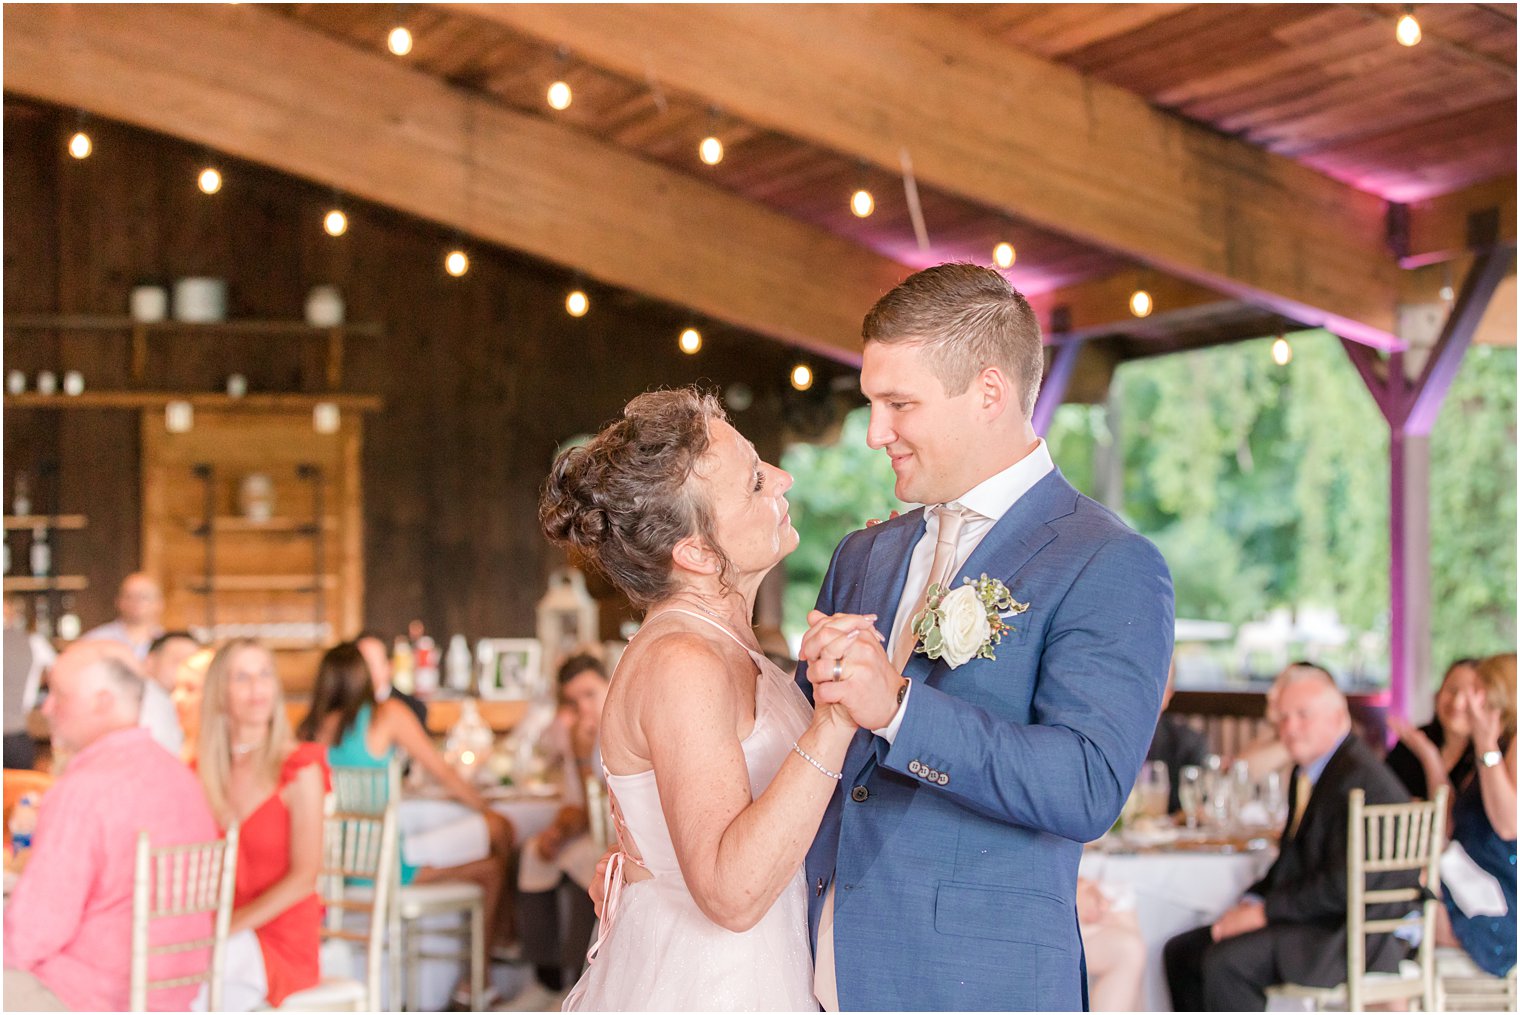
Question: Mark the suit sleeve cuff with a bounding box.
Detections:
[872,680,911,744]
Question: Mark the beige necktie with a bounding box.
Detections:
[815,506,970,1010]
[891,504,969,673]
[1287,771,1311,839]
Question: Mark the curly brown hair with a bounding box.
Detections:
[540,388,732,609]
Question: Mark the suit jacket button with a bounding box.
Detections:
[938,773,949,786]
[851,785,869,803]
[909,760,922,775]
[927,769,939,781]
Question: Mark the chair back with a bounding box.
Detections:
[129,824,239,1013]
[3,768,53,849]
[1346,785,1448,1012]
[585,772,612,852]
[323,759,400,1009]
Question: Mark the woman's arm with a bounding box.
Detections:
[1389,717,1451,801]
[1464,689,1517,839]
[377,698,489,812]
[636,633,855,933]
[229,762,325,936]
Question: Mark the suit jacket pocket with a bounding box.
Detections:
[933,881,1071,946]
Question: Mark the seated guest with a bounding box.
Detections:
[196,639,328,1011]
[518,653,610,993]
[173,646,215,765]
[3,641,218,1011]
[1163,667,1411,1010]
[1147,658,1209,813]
[138,631,200,757]
[1077,876,1145,1012]
[81,572,165,661]
[1386,657,1480,800]
[356,629,427,729]
[1392,652,1515,977]
[298,641,514,1002]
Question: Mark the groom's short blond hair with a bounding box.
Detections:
[862,263,1044,420]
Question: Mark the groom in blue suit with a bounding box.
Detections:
[798,263,1174,1011]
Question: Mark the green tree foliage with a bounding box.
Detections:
[782,336,1516,677]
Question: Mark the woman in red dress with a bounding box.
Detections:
[195,638,328,1010]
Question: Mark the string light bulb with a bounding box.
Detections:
[1128,287,1153,318]
[566,290,589,317]
[444,249,469,277]
[1396,7,1422,46]
[323,209,348,237]
[197,167,223,195]
[790,363,814,391]
[699,136,724,166]
[387,26,413,56]
[1271,336,1294,366]
[678,327,702,354]
[547,80,573,111]
[68,131,92,160]
[993,241,1016,269]
[850,189,875,218]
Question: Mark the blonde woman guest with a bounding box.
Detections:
[1393,652,1516,976]
[195,640,328,1011]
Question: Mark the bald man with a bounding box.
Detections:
[81,573,165,660]
[3,641,216,1011]
[1163,667,1412,1010]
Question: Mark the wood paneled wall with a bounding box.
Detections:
[4,100,854,645]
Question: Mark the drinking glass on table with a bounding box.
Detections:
[1178,764,1204,829]
[1137,760,1170,820]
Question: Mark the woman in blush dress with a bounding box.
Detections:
[539,388,858,1011]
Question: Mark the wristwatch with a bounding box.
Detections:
[896,677,911,709]
[1480,749,1503,769]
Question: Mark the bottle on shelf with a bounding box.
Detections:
[414,631,439,697]
[33,597,52,639]
[12,472,30,517]
[28,527,50,578]
[57,594,81,641]
[445,633,473,693]
[2,532,9,575]
[475,639,498,697]
[392,636,415,695]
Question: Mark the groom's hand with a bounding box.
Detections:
[801,610,905,731]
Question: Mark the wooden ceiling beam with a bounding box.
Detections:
[460,3,1410,348]
[1402,174,1517,268]
[2,4,907,362]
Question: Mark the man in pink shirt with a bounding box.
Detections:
[4,641,218,1011]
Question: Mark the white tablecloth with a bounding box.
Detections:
[1080,847,1278,1011]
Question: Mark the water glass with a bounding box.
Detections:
[1138,760,1170,819]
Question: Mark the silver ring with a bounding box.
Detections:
[832,659,844,682]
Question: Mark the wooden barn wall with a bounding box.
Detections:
[3,100,852,644]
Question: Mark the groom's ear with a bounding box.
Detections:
[976,365,1017,423]
[670,534,720,576]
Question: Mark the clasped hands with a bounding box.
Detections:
[798,609,906,732]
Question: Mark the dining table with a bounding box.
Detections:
[1080,825,1279,1012]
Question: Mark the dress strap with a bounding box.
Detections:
[645,608,768,666]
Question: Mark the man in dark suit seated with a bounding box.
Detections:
[356,630,428,729]
[1163,665,1411,1010]
[1148,659,1210,813]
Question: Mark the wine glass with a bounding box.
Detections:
[1178,765,1204,829]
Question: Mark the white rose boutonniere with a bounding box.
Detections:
[911,573,1029,669]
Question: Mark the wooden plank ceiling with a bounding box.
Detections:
[8,3,1516,361]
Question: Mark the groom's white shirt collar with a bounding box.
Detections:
[876,439,1054,744]
[949,438,1055,524]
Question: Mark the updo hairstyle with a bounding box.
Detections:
[540,388,732,609]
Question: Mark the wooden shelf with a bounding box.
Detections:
[4,576,88,592]
[3,515,87,530]
[4,314,383,337]
[184,515,337,536]
[185,574,338,593]
[4,314,382,388]
[5,392,382,412]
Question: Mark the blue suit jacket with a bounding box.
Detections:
[799,469,1174,1011]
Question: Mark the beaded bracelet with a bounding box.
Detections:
[792,741,843,781]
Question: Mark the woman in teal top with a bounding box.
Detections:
[298,644,516,956]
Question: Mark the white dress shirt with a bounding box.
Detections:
[874,440,1055,743]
